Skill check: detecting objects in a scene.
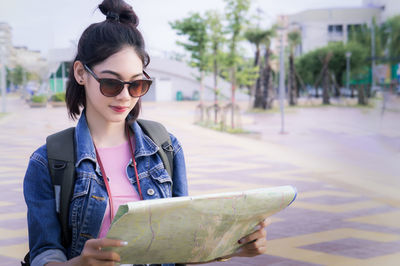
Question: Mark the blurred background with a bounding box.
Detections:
[0,0,399,265]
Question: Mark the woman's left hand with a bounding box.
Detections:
[234,218,271,257]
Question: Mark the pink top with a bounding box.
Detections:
[97,139,140,238]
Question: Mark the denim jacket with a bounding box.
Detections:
[23,113,188,266]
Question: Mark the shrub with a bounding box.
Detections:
[31,95,47,103]
[50,92,66,102]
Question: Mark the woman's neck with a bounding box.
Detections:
[86,115,128,148]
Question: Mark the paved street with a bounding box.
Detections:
[0,95,399,265]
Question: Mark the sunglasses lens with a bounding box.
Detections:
[128,80,151,97]
[100,79,123,97]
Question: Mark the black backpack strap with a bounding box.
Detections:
[46,127,76,246]
[137,119,174,178]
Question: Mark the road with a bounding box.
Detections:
[0,95,399,265]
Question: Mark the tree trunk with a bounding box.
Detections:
[199,71,205,121]
[288,53,297,105]
[322,71,330,104]
[213,57,219,123]
[314,53,332,102]
[231,67,236,128]
[358,84,367,105]
[253,46,262,109]
[261,48,272,109]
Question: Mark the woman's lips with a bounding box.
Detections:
[110,106,129,113]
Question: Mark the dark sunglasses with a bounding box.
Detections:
[84,64,152,98]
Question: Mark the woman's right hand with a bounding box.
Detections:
[46,238,127,266]
[77,238,127,265]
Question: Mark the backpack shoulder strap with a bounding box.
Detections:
[46,127,76,246]
[137,119,174,178]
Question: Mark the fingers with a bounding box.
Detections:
[238,237,268,257]
[96,238,129,249]
[81,238,128,263]
[238,218,270,245]
[234,218,271,258]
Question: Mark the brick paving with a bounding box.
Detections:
[0,95,399,265]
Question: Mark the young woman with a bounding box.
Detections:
[23,0,269,265]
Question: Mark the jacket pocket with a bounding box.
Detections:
[146,166,173,198]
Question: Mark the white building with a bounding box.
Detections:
[47,47,249,102]
[288,7,382,55]
[363,0,400,21]
[286,0,400,55]
[0,22,47,78]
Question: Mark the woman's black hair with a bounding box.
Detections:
[66,0,150,121]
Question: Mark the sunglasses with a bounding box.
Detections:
[84,64,152,98]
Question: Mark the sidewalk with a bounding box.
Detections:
[0,96,399,265]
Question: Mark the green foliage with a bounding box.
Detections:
[10,65,25,85]
[296,42,368,87]
[170,13,209,72]
[384,15,400,63]
[224,0,251,68]
[205,10,226,76]
[287,30,301,51]
[50,92,66,102]
[31,95,47,103]
[244,27,271,47]
[348,18,389,63]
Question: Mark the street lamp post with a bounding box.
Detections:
[346,51,352,96]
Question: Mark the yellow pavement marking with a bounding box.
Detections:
[0,228,28,240]
[0,212,26,221]
[0,166,24,172]
[189,163,265,173]
[359,252,400,266]
[250,171,319,183]
[0,179,22,185]
[0,242,29,259]
[13,187,23,192]
[293,200,383,213]
[0,201,15,207]
[189,179,272,190]
[346,210,400,229]
[267,228,400,266]
[299,190,358,199]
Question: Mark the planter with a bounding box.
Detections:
[29,101,47,108]
[50,101,66,107]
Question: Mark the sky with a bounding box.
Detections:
[0,0,363,58]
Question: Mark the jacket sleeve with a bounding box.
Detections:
[169,133,188,197]
[23,145,67,265]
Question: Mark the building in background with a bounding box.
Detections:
[48,47,249,102]
[287,6,382,55]
[286,0,400,56]
[0,22,48,94]
[0,22,13,63]
[363,0,400,21]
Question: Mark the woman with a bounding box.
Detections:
[23,0,269,265]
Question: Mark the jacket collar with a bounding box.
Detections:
[75,112,159,169]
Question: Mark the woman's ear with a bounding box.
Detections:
[73,61,86,85]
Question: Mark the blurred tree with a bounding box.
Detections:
[224,0,251,128]
[170,12,209,120]
[205,10,225,123]
[287,30,301,106]
[244,27,272,109]
[384,15,400,64]
[296,42,368,102]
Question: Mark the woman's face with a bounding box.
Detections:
[83,46,143,126]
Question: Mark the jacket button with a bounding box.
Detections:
[147,189,155,196]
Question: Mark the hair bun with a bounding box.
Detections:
[99,0,139,27]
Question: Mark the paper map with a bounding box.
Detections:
[106,186,297,264]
